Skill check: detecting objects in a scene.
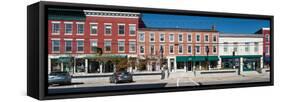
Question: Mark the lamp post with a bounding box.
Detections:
[206,46,209,70]
[233,50,240,75]
[193,45,196,76]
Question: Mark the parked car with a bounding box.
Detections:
[48,72,72,85]
[109,71,133,83]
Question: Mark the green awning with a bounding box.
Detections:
[48,8,86,21]
[220,55,262,59]
[176,56,219,62]
[84,54,127,59]
[58,57,73,63]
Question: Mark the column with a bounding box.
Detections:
[85,59,88,73]
[174,59,177,72]
[260,56,263,69]
[184,62,187,72]
[48,58,51,74]
[167,58,171,72]
[218,57,222,69]
[61,63,64,72]
[73,58,76,74]
[240,57,243,73]
[199,62,202,70]
[99,62,103,73]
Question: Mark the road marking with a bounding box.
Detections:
[189,78,200,86]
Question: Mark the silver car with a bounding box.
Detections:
[48,72,72,85]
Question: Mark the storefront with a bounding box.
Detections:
[220,55,262,71]
[221,56,240,69]
[242,56,261,71]
[50,57,74,73]
[176,56,219,71]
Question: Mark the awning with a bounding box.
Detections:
[58,57,74,63]
[220,55,262,59]
[176,56,219,62]
[84,54,127,59]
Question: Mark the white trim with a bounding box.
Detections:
[104,39,112,41]
[51,38,60,40]
[90,23,98,36]
[76,39,84,41]
[118,40,125,53]
[187,44,192,54]
[64,22,73,24]
[212,34,217,42]
[64,38,73,41]
[159,44,165,54]
[195,44,201,54]
[139,45,145,54]
[138,32,145,42]
[76,23,84,35]
[117,39,125,41]
[118,23,125,36]
[51,39,60,53]
[149,32,155,42]
[178,44,183,54]
[51,21,60,23]
[262,28,270,30]
[213,45,217,54]
[187,33,192,42]
[64,23,73,35]
[84,10,140,19]
[149,44,155,55]
[76,40,84,53]
[169,44,174,54]
[129,41,136,53]
[104,40,112,53]
[129,39,136,41]
[129,24,136,36]
[196,34,200,42]
[159,32,165,42]
[204,34,209,43]
[104,23,112,35]
[169,33,175,42]
[178,33,183,42]
[51,22,60,35]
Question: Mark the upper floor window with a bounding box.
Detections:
[104,24,112,35]
[213,35,217,42]
[118,40,125,52]
[169,45,174,54]
[104,40,111,52]
[223,42,228,52]
[187,45,192,54]
[52,40,60,52]
[245,42,250,52]
[140,45,145,54]
[265,45,270,55]
[52,22,60,34]
[178,34,183,42]
[90,40,98,53]
[233,42,238,52]
[65,40,72,52]
[169,34,174,42]
[195,45,200,54]
[129,41,136,52]
[150,45,155,54]
[254,42,259,52]
[196,34,200,42]
[77,22,84,34]
[139,32,145,42]
[213,45,217,53]
[90,23,98,35]
[150,32,155,42]
[64,22,73,34]
[187,34,192,42]
[265,34,270,42]
[160,45,165,54]
[204,35,209,42]
[118,24,125,35]
[129,24,136,35]
[77,40,84,52]
[160,33,165,42]
[178,44,183,54]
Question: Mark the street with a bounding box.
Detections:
[48,72,270,94]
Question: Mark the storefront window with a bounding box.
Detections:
[75,59,85,73]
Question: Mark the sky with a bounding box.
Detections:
[141,13,270,34]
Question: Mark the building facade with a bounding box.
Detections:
[48,9,140,74]
[219,34,264,72]
[137,28,219,72]
[255,28,271,68]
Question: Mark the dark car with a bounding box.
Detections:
[48,72,72,85]
[109,71,133,83]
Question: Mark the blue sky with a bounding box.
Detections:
[141,13,270,34]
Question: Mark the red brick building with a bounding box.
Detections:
[256,27,271,68]
[48,8,140,74]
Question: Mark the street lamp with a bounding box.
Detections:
[233,50,240,75]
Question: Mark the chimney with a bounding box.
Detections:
[211,25,216,31]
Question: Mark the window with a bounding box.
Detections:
[223,42,228,52]
[90,40,98,53]
[205,45,209,54]
[213,35,217,42]
[187,34,192,42]
[77,40,84,52]
[65,40,72,52]
[104,24,112,35]
[196,34,200,42]
[139,32,145,42]
[187,45,192,54]
[178,34,183,42]
[266,34,270,42]
[118,41,125,52]
[265,45,269,55]
[195,45,200,54]
[90,23,98,35]
[213,45,217,53]
[160,33,165,42]
[52,22,60,34]
[169,34,174,42]
[104,40,111,52]
[160,45,164,54]
[169,45,174,54]
[150,32,155,42]
[65,23,72,34]
[140,45,145,54]
[178,44,183,54]
[254,42,259,52]
[245,42,250,52]
[77,23,84,34]
[150,45,155,54]
[233,42,238,52]
[118,24,125,35]
[205,35,209,42]
[52,40,60,52]
[129,41,136,52]
[129,24,136,35]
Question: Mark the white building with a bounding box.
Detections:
[218,34,264,72]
